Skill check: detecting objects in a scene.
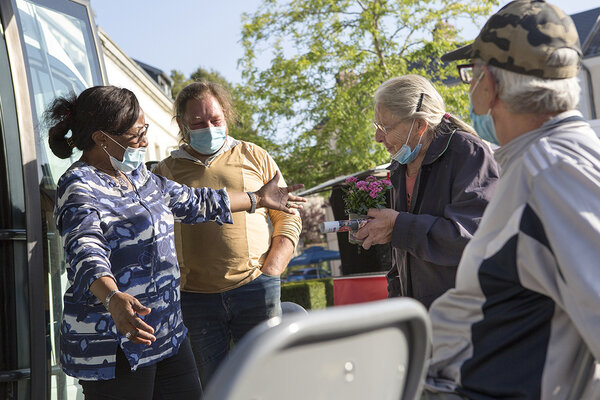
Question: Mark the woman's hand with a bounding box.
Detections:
[354,208,399,250]
[108,292,156,346]
[254,171,306,214]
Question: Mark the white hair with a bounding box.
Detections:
[485,48,581,114]
[374,74,475,135]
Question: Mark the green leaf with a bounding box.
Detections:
[239,0,497,188]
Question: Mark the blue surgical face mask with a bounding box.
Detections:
[189,126,227,154]
[102,133,147,172]
[469,102,498,145]
[391,119,423,164]
[468,70,499,145]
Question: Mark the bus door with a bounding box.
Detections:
[0,0,105,398]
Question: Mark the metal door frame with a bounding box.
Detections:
[0,0,106,397]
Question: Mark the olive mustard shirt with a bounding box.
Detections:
[153,138,302,293]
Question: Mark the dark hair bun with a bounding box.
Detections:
[45,94,76,159]
[43,86,140,158]
[48,119,73,159]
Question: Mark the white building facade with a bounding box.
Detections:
[98,29,179,162]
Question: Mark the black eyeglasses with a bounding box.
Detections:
[457,63,475,84]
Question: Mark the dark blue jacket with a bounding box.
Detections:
[387,126,499,308]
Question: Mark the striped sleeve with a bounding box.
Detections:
[151,172,233,226]
[55,179,114,303]
[521,140,600,360]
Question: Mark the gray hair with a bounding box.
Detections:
[374,74,475,135]
[484,48,581,114]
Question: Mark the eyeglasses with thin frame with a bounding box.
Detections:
[373,120,404,136]
[373,121,398,136]
[457,63,475,84]
[373,121,388,134]
[109,124,149,144]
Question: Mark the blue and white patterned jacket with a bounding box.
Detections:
[55,161,232,380]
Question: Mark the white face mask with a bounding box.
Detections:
[102,132,147,172]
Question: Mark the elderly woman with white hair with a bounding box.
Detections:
[355,74,499,308]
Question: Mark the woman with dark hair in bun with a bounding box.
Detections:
[45,85,304,399]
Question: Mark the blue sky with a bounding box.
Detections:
[92,0,597,85]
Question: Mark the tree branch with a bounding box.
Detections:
[356,0,367,12]
[370,4,388,74]
[398,26,420,57]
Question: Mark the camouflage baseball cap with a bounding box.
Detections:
[441,0,581,79]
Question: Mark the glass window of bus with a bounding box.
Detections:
[12,1,103,398]
[15,0,102,185]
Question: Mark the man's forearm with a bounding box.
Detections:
[260,236,295,276]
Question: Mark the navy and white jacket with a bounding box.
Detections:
[426,111,600,399]
[55,161,232,380]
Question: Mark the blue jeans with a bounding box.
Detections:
[180,273,281,388]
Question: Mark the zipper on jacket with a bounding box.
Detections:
[408,169,422,214]
[131,180,159,297]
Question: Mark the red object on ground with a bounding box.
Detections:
[333,273,388,306]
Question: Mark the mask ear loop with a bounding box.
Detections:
[412,120,426,150]
[469,70,485,95]
[487,68,498,116]
[102,131,127,151]
[470,66,497,114]
[416,125,425,146]
[405,119,416,145]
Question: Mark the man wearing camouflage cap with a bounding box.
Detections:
[421,1,600,399]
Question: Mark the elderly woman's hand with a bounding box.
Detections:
[355,208,399,250]
[254,171,306,214]
[108,292,156,346]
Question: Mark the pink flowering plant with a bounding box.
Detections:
[342,175,392,216]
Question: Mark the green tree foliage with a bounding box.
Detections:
[240,0,497,188]
[169,69,193,100]
[169,68,280,154]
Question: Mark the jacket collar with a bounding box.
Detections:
[494,110,585,168]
